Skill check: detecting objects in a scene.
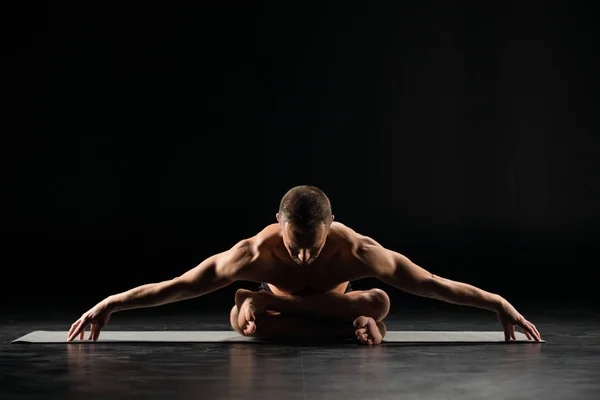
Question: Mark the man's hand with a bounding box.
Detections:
[67,299,113,342]
[497,299,542,342]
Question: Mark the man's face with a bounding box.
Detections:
[279,220,329,265]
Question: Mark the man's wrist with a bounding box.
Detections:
[492,295,506,313]
[104,295,119,312]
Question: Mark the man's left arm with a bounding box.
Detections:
[357,239,542,341]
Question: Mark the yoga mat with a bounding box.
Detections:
[11,330,543,344]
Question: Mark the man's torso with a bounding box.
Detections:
[243,222,374,295]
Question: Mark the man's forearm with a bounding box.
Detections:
[105,279,189,312]
[423,276,504,312]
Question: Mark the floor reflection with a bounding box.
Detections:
[65,342,397,399]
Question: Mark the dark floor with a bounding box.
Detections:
[1,306,599,400]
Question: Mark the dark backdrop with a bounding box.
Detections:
[3,2,598,315]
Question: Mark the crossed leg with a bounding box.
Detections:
[229,288,390,345]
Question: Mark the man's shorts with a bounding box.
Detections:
[258,281,354,294]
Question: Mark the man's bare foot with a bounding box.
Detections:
[353,316,387,345]
[235,289,265,336]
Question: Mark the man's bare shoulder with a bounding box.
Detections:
[250,223,282,249]
[217,224,281,280]
[234,223,281,261]
[329,221,379,251]
[326,222,392,276]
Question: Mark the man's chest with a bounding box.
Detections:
[254,257,368,295]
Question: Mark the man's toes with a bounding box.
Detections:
[241,320,257,336]
[355,328,368,343]
[354,316,383,345]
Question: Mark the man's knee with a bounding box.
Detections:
[363,288,390,321]
[369,288,390,306]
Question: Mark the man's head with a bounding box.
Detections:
[276,185,334,265]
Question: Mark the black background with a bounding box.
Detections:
[3,2,599,315]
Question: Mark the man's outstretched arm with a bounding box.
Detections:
[378,252,502,311]
[67,239,258,341]
[356,238,542,341]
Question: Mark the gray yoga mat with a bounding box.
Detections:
[11,330,543,344]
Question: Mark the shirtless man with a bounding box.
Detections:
[67,185,542,345]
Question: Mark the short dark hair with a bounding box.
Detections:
[278,185,332,230]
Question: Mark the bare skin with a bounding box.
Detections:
[233,288,389,344]
[231,294,386,345]
[67,217,542,344]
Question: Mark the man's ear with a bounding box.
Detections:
[276,212,280,223]
[331,214,335,222]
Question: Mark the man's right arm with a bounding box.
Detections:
[68,238,259,341]
[107,239,258,312]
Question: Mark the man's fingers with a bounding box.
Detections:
[504,326,510,342]
[531,324,542,341]
[529,323,541,342]
[521,323,535,341]
[93,325,101,341]
[521,320,542,341]
[510,325,516,341]
[68,319,85,341]
[517,323,533,340]
[88,324,95,341]
[67,320,80,341]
